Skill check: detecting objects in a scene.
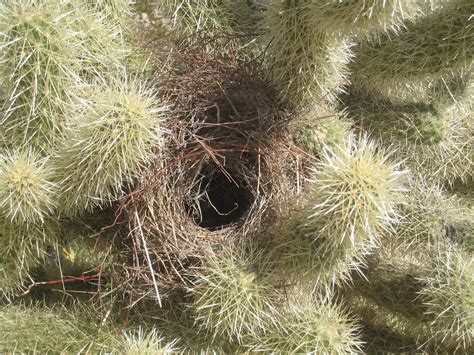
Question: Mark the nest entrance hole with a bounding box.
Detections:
[190,168,253,230]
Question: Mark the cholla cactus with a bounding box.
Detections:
[189,243,280,342]
[308,0,428,39]
[394,184,446,247]
[0,303,121,353]
[346,226,473,352]
[1,218,58,265]
[73,9,129,81]
[0,218,58,296]
[263,0,353,106]
[348,293,433,352]
[350,93,473,185]
[246,294,363,353]
[293,105,352,155]
[0,0,131,153]
[121,327,180,354]
[151,306,241,352]
[351,0,474,103]
[274,137,405,292]
[158,0,258,43]
[273,233,365,295]
[393,182,474,250]
[347,98,444,144]
[419,245,474,351]
[55,78,167,215]
[159,0,229,37]
[351,258,428,320]
[343,236,438,351]
[0,245,36,297]
[84,0,132,26]
[263,0,435,107]
[444,193,474,251]
[301,137,404,250]
[0,0,81,152]
[0,150,56,224]
[39,228,115,281]
[410,105,473,186]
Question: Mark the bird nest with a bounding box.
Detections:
[113,41,299,303]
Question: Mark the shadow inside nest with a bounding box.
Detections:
[187,164,254,230]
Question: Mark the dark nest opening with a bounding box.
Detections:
[113,40,301,303]
[187,165,254,230]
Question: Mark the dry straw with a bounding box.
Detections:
[113,40,297,304]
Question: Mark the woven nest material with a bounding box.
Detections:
[113,40,300,303]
